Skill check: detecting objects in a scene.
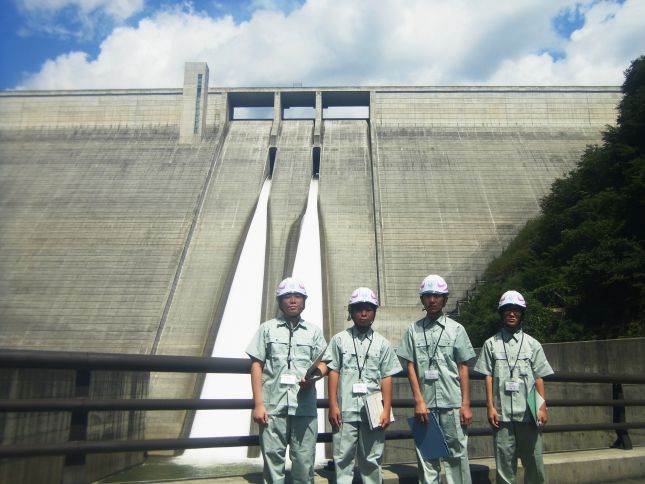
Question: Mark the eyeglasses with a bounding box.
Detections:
[502,307,524,315]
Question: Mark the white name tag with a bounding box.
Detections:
[505,381,520,392]
[424,369,439,381]
[280,374,297,385]
[353,382,368,394]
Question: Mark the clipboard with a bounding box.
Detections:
[528,385,546,426]
[363,391,395,429]
[303,350,327,383]
[407,413,450,460]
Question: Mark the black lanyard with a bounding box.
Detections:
[502,331,524,378]
[351,327,373,381]
[285,321,298,369]
[422,316,445,364]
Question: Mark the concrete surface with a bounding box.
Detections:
[95,447,645,483]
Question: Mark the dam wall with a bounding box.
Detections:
[147,121,271,440]
[318,120,379,339]
[0,88,227,132]
[263,121,314,319]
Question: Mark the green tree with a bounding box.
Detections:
[460,56,645,346]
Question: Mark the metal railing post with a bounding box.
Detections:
[61,369,90,484]
[611,382,632,450]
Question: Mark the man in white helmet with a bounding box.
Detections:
[322,287,402,484]
[474,290,553,484]
[245,277,327,484]
[397,274,475,484]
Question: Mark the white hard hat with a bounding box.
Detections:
[498,290,526,309]
[276,277,307,298]
[348,287,379,307]
[419,275,449,295]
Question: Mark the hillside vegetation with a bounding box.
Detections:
[459,56,645,346]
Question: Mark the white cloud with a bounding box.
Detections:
[488,0,645,85]
[19,0,144,20]
[16,0,144,40]
[16,0,645,90]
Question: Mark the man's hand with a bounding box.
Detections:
[329,404,342,430]
[300,366,323,388]
[487,405,500,429]
[252,403,269,426]
[460,402,473,426]
[414,399,428,424]
[537,405,548,426]
[379,409,391,429]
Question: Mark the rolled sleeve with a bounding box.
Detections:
[380,343,403,378]
[396,326,415,362]
[532,344,554,379]
[313,331,327,360]
[322,336,341,372]
[454,326,476,364]
[245,326,267,362]
[473,341,493,376]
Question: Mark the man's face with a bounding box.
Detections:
[278,293,305,320]
[350,303,376,328]
[421,293,446,318]
[502,306,523,330]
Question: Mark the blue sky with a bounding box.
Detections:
[1,0,643,91]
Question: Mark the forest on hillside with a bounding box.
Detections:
[459,55,645,347]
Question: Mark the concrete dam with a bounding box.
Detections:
[0,62,622,450]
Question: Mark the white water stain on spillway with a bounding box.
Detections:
[291,177,326,462]
[177,177,325,465]
[177,178,272,464]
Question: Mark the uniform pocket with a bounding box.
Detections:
[438,339,454,359]
[516,351,533,377]
[493,351,510,378]
[341,349,359,371]
[415,341,430,367]
[293,341,314,362]
[267,337,290,360]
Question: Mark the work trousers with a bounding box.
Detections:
[494,421,546,484]
[259,414,318,484]
[332,420,385,484]
[416,408,471,484]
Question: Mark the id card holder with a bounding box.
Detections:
[424,369,439,381]
[505,380,520,392]
[353,382,368,395]
[280,374,297,385]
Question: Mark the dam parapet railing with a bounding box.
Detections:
[1,347,645,484]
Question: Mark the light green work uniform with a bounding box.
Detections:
[323,326,402,484]
[474,328,554,484]
[397,314,475,484]
[246,317,327,484]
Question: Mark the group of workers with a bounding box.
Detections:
[246,275,553,484]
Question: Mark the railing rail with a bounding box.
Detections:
[3,348,645,383]
[2,397,645,413]
[1,348,644,462]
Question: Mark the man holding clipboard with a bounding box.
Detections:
[474,290,553,484]
[397,275,476,484]
[246,278,327,484]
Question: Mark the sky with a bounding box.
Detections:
[0,0,644,91]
